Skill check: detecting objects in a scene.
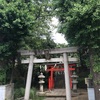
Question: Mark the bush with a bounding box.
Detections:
[14,87,25,99]
[14,87,44,100]
[30,88,44,100]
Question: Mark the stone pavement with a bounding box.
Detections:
[44,97,65,100]
[38,89,88,100]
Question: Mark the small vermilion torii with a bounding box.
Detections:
[46,63,76,90]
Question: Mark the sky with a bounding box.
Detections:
[51,17,68,44]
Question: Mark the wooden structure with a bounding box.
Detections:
[46,63,76,90]
[18,47,78,100]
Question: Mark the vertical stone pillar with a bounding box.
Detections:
[24,55,34,100]
[63,53,71,100]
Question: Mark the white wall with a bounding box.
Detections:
[0,84,14,100]
[0,86,5,100]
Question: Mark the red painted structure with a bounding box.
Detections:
[46,64,76,90]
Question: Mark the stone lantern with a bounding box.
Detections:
[38,72,45,94]
[71,72,78,92]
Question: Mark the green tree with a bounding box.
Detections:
[0,0,36,83]
[0,0,56,85]
[54,0,100,99]
[19,0,55,50]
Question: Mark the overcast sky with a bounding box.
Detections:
[51,17,68,44]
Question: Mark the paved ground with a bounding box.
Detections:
[41,89,88,100]
[44,97,65,100]
[17,89,88,100]
[44,95,88,100]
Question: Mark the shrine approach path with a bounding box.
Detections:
[43,89,88,100]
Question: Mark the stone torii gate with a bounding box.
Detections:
[18,47,78,100]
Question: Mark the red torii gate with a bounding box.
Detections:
[46,63,76,90]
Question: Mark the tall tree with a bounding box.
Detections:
[53,0,100,99]
[0,0,36,83]
[0,0,55,84]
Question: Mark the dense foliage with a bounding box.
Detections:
[53,0,100,99]
[54,0,100,48]
[0,0,66,99]
[0,0,56,84]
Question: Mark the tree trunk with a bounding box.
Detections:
[10,55,15,83]
[10,67,14,83]
[89,49,100,100]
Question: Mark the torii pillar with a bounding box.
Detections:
[24,55,34,100]
[63,53,71,100]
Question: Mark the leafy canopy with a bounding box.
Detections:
[0,0,35,57]
[53,0,100,72]
[0,0,56,84]
[54,0,100,48]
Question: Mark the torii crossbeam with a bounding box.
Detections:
[18,47,78,100]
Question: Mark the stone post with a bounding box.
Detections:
[85,78,95,100]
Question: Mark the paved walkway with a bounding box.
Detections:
[38,89,88,100]
[17,89,88,100]
[44,97,65,100]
